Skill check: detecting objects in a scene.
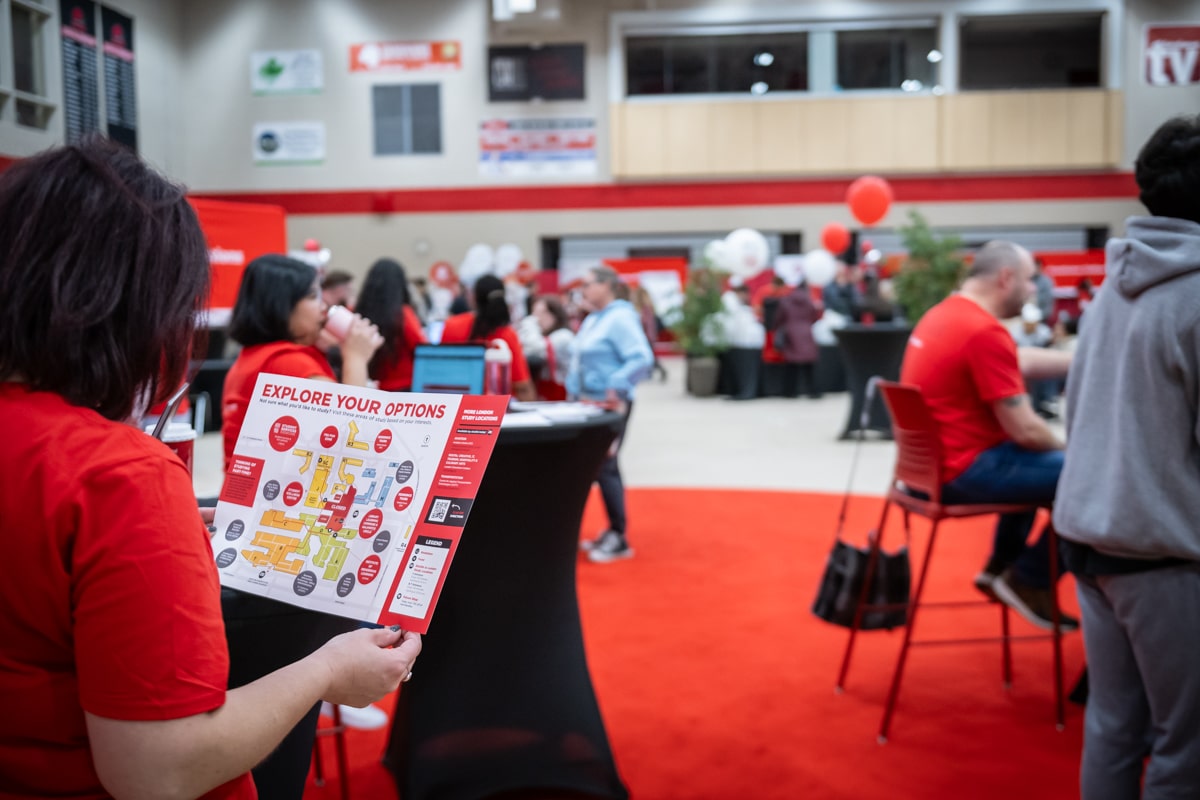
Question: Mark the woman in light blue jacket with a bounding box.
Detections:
[568,265,654,563]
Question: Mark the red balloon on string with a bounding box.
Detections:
[820,222,851,255]
[846,176,894,226]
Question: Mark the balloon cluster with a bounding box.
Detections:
[802,175,896,287]
[704,228,771,280]
[458,242,531,286]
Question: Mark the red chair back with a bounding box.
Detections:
[878,381,945,505]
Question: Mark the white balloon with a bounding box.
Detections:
[803,249,838,288]
[773,255,806,287]
[723,228,770,279]
[460,243,495,287]
[703,239,734,272]
[495,243,523,277]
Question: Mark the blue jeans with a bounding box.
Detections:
[942,442,1063,588]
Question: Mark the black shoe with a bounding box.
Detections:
[580,529,617,552]
[992,569,1079,632]
[972,555,1008,602]
[587,532,633,563]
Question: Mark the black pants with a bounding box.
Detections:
[783,362,822,399]
[596,404,632,535]
[222,589,357,800]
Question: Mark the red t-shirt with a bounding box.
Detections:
[0,384,255,800]
[375,306,429,391]
[223,342,334,468]
[439,312,532,386]
[899,295,1026,482]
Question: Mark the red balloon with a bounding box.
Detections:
[820,222,851,255]
[303,238,321,251]
[846,176,894,226]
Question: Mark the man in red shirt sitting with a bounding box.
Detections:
[900,240,1076,630]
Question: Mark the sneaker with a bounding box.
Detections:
[972,556,1007,602]
[321,701,389,730]
[587,532,634,563]
[991,570,1079,632]
[580,529,618,552]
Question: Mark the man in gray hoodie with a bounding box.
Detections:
[1054,113,1200,799]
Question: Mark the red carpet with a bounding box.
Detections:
[307,487,1085,799]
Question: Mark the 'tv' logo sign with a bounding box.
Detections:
[1145,25,1200,86]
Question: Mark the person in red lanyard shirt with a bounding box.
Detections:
[0,138,420,800]
[354,257,428,391]
[440,274,537,400]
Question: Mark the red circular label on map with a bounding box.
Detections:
[357,555,382,584]
[320,425,339,448]
[374,429,393,453]
[269,416,300,451]
[393,486,414,512]
[360,508,384,538]
[283,482,304,506]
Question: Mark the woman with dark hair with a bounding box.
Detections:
[439,274,536,400]
[0,139,419,800]
[355,257,429,391]
[221,253,398,796]
[223,254,383,467]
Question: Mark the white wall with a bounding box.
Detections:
[1123,0,1200,164]
[178,0,614,191]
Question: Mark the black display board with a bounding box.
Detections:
[487,43,585,101]
[101,6,137,151]
[60,0,100,144]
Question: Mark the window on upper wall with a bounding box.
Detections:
[9,0,54,129]
[373,84,442,155]
[626,32,809,96]
[959,13,1103,90]
[836,26,939,92]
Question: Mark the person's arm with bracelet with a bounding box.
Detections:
[87,627,419,800]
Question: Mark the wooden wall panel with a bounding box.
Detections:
[609,90,1120,179]
[663,103,712,175]
[939,93,993,170]
[753,101,804,173]
[709,102,757,175]
[617,103,667,177]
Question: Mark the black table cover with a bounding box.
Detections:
[833,324,911,439]
[384,411,630,800]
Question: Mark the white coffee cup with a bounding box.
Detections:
[325,305,354,342]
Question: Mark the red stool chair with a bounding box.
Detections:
[312,704,350,800]
[836,380,1065,742]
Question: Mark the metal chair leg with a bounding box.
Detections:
[879,519,940,743]
[836,501,894,691]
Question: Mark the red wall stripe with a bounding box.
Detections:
[0,148,1136,212]
[191,172,1139,216]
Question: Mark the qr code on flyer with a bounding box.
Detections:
[429,498,451,523]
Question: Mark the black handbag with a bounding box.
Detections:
[812,535,910,630]
[811,377,911,631]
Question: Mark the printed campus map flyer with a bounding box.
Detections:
[211,374,507,633]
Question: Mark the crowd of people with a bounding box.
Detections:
[2,111,1196,799]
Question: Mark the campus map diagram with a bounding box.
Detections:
[212,374,505,630]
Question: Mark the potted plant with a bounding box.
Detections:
[665,267,729,396]
[892,211,967,324]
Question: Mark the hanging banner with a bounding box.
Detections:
[1144,24,1200,86]
[478,117,596,177]
[349,40,461,73]
[252,121,326,165]
[60,0,100,144]
[251,49,324,94]
[101,6,137,150]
